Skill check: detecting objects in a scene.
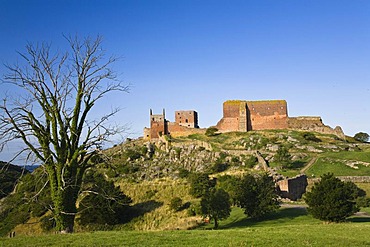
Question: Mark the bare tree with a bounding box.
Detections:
[0,36,129,233]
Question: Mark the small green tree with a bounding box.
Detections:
[205,127,218,137]
[200,188,231,229]
[354,132,369,142]
[305,173,365,222]
[235,174,279,219]
[188,173,216,198]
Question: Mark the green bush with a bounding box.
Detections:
[205,127,219,137]
[234,174,280,219]
[40,216,55,232]
[301,132,321,142]
[244,155,258,168]
[305,173,364,222]
[354,132,369,142]
[210,162,229,173]
[187,202,202,216]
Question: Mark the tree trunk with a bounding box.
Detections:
[48,164,81,233]
[214,217,219,229]
[52,186,78,233]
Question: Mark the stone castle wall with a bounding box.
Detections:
[288,117,345,139]
[216,100,288,132]
[146,109,200,140]
[247,100,288,130]
[146,99,345,140]
[150,113,167,139]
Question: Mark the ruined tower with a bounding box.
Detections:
[175,110,199,128]
[149,109,168,139]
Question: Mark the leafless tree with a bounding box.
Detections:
[0,35,129,233]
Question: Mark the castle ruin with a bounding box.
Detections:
[144,99,345,140]
[144,109,203,140]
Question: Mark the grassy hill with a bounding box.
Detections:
[1,129,370,239]
[0,162,29,199]
[2,206,370,246]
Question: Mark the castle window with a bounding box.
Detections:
[152,118,154,121]
[186,119,188,123]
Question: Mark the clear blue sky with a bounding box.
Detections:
[1,1,370,161]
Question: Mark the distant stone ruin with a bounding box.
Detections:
[277,175,308,201]
[144,99,345,140]
[143,109,203,140]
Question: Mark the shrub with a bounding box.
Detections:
[234,174,280,219]
[354,132,369,142]
[244,155,258,168]
[210,162,229,173]
[40,216,55,232]
[301,132,321,142]
[205,127,218,137]
[305,173,365,222]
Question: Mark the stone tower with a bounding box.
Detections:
[149,109,168,139]
[175,110,199,128]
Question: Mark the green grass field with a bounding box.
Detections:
[305,151,370,177]
[2,206,370,246]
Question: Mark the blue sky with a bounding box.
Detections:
[1,1,370,161]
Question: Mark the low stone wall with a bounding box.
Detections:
[309,176,370,185]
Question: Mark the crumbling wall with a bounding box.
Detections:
[150,112,167,139]
[277,174,308,201]
[288,117,345,139]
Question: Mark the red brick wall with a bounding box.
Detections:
[216,101,245,131]
[175,111,198,128]
[150,114,167,139]
[247,100,288,130]
[216,100,288,132]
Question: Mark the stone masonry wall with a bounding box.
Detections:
[216,100,288,132]
[175,110,199,128]
[247,100,288,130]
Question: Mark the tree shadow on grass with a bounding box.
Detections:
[218,207,308,229]
[290,161,306,169]
[347,212,370,223]
[122,200,163,223]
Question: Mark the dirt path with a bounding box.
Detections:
[300,156,318,174]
